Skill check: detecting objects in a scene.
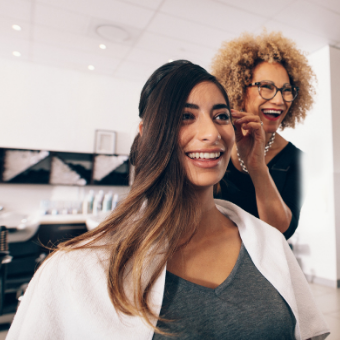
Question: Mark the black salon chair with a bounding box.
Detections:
[5,221,86,313]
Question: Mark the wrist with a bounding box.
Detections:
[248,164,269,183]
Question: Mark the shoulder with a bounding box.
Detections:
[7,247,112,337]
[214,200,329,339]
[26,246,111,302]
[214,199,289,264]
[274,134,303,157]
[284,142,304,171]
[270,142,303,172]
[51,246,109,280]
[286,142,303,156]
[215,199,286,247]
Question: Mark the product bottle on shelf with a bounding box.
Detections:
[82,190,94,214]
[102,192,113,212]
[112,194,119,210]
[93,190,104,215]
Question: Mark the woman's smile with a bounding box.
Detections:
[186,149,224,168]
[261,108,283,121]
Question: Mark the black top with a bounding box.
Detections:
[153,243,296,339]
[215,142,303,239]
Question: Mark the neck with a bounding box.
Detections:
[265,131,275,145]
[196,186,215,212]
[193,186,223,235]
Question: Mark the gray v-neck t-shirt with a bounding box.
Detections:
[152,243,296,339]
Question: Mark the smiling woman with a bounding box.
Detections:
[6,61,328,340]
[212,31,316,239]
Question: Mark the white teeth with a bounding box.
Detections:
[187,152,221,159]
[263,110,282,115]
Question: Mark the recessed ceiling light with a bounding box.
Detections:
[12,51,21,57]
[12,24,21,31]
[96,25,130,43]
[99,44,106,50]
[168,59,174,62]
[88,65,95,71]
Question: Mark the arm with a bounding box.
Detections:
[249,166,292,233]
[231,110,294,234]
[278,153,303,239]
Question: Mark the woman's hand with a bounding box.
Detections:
[231,109,266,173]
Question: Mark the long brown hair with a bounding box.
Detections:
[58,60,230,330]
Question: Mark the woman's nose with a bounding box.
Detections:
[270,89,285,105]
[197,116,221,143]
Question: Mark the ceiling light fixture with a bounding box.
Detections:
[168,59,174,62]
[96,25,130,43]
[99,44,106,50]
[12,51,21,57]
[12,24,21,31]
[88,65,95,71]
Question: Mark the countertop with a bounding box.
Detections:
[38,214,94,225]
[1,211,112,243]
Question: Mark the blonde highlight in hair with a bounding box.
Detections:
[211,30,316,129]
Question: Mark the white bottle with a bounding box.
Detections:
[82,190,94,215]
[93,190,104,215]
[102,192,113,212]
[111,194,119,210]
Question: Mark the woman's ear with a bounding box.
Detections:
[139,121,143,136]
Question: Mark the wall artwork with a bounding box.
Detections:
[49,153,92,186]
[2,150,50,184]
[94,130,116,155]
[93,155,129,185]
[0,147,129,186]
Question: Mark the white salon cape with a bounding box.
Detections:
[7,200,330,340]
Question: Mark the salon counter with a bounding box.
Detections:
[1,212,111,243]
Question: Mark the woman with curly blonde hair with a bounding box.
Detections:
[212,31,315,239]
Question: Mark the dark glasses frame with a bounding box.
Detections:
[247,80,299,102]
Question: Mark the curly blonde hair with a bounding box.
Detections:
[211,31,316,129]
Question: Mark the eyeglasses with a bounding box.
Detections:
[247,81,299,102]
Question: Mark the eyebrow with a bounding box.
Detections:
[212,104,229,110]
[184,103,199,109]
[184,103,229,110]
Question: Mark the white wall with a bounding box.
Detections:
[282,46,339,287]
[0,58,143,154]
[0,58,145,214]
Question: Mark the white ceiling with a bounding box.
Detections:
[1,0,340,82]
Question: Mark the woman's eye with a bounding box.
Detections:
[182,113,194,121]
[215,113,230,123]
[283,87,293,93]
[261,83,274,90]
